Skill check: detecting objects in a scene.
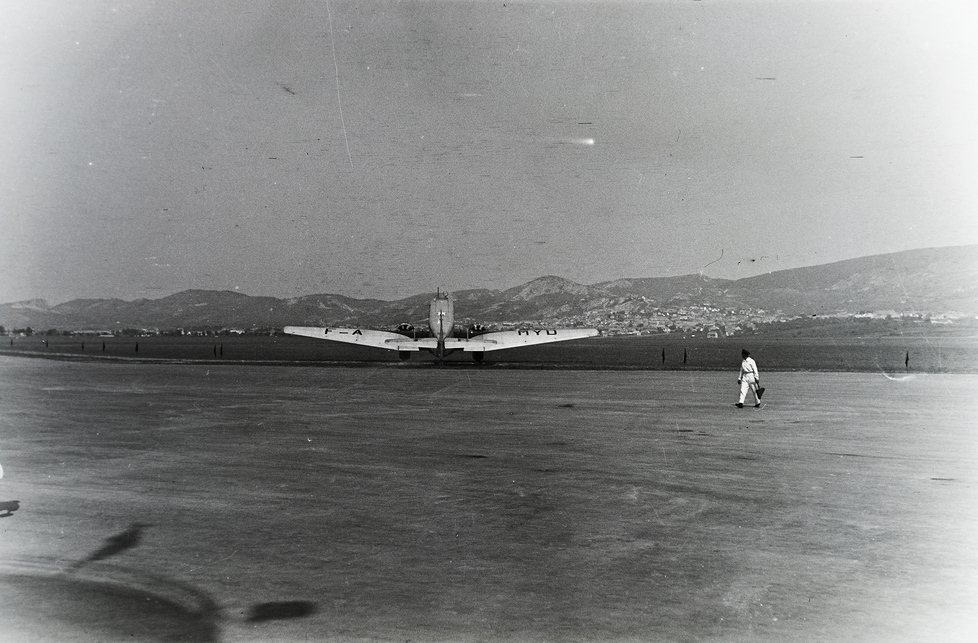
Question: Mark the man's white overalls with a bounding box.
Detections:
[738,353,761,407]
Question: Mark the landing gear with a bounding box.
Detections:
[398,351,411,361]
[472,352,485,362]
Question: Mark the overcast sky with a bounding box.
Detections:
[2,0,976,303]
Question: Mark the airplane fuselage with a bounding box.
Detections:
[428,292,455,359]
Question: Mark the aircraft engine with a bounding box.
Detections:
[468,323,487,337]
[396,323,414,332]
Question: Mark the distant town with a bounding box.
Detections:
[489,306,974,339]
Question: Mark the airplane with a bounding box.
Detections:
[284,290,600,361]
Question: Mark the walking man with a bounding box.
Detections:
[737,349,762,408]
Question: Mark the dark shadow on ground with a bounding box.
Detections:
[1,521,322,641]
[246,601,318,622]
[0,500,19,517]
[0,568,222,643]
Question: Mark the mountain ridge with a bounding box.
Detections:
[2,245,975,331]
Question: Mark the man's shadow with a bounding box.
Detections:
[0,500,20,517]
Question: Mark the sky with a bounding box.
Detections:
[2,0,977,304]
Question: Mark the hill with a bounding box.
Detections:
[1,245,975,332]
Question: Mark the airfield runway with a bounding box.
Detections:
[0,358,975,642]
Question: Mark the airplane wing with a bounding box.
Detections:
[284,326,599,354]
[447,328,600,352]
[283,326,427,351]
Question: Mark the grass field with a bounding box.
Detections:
[3,333,977,373]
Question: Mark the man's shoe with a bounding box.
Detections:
[736,403,744,408]
[754,403,761,408]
